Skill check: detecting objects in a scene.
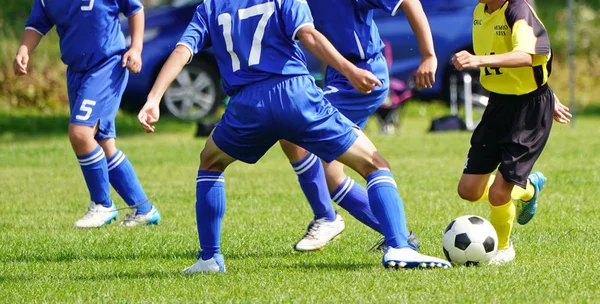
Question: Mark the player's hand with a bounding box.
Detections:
[452,50,481,71]
[553,94,572,124]
[347,67,382,94]
[415,55,437,89]
[13,49,29,76]
[123,47,142,74]
[138,100,160,133]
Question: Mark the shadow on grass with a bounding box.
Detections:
[0,112,195,141]
[0,269,183,283]
[1,250,196,264]
[281,261,376,272]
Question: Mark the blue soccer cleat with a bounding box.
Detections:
[120,205,161,227]
[382,247,451,269]
[182,253,226,274]
[517,171,546,225]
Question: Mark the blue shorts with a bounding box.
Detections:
[323,52,389,129]
[66,55,128,141]
[213,75,359,164]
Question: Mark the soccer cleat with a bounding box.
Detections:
[120,206,161,227]
[382,247,451,269]
[74,201,118,228]
[294,214,345,251]
[182,253,225,274]
[517,171,546,225]
[369,231,421,252]
[489,242,515,265]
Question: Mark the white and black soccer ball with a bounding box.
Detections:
[442,215,498,266]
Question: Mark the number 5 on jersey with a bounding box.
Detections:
[218,2,275,72]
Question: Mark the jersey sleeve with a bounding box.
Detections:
[177,4,211,64]
[24,0,54,36]
[358,0,403,16]
[280,0,314,41]
[505,1,550,65]
[117,0,144,17]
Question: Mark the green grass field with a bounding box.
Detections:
[1,111,599,303]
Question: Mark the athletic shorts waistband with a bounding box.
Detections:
[489,84,550,102]
[234,74,312,95]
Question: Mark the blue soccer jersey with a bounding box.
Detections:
[307,0,403,62]
[25,0,143,73]
[177,0,313,96]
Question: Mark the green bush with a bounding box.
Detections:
[0,0,67,113]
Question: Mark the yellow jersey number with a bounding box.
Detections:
[484,52,502,76]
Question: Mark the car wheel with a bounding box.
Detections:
[163,59,222,120]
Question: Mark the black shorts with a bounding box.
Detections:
[463,85,555,188]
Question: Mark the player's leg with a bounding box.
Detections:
[99,138,161,226]
[94,57,160,226]
[279,140,343,252]
[183,83,276,274]
[334,130,450,269]
[182,133,236,274]
[320,57,389,237]
[67,71,117,228]
[324,159,380,232]
[506,87,554,225]
[290,78,449,268]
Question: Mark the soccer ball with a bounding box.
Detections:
[442,215,498,266]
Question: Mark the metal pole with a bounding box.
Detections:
[450,74,458,116]
[568,0,576,126]
[463,72,474,131]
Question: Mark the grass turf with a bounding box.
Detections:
[1,111,599,303]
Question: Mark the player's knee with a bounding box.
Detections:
[457,183,482,202]
[98,138,117,158]
[488,185,511,206]
[279,140,308,163]
[68,125,93,146]
[199,148,227,172]
[355,152,391,179]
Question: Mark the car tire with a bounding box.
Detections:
[162,59,224,121]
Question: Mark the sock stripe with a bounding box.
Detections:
[366,176,397,191]
[107,152,126,171]
[78,149,105,166]
[294,154,318,175]
[196,177,225,184]
[107,150,124,167]
[332,178,354,204]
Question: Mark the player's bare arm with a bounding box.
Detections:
[13,29,43,76]
[122,9,145,74]
[452,50,533,71]
[138,45,191,132]
[400,0,437,89]
[295,26,382,94]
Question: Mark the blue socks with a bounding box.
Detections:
[196,170,226,260]
[291,153,336,222]
[366,170,409,248]
[77,145,111,207]
[107,149,151,215]
[332,176,381,233]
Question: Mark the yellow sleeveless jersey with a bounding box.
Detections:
[472,0,552,95]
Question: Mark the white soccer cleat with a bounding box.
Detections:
[74,201,118,228]
[294,214,345,251]
[383,247,451,269]
[120,206,161,227]
[489,242,516,265]
[182,253,226,274]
